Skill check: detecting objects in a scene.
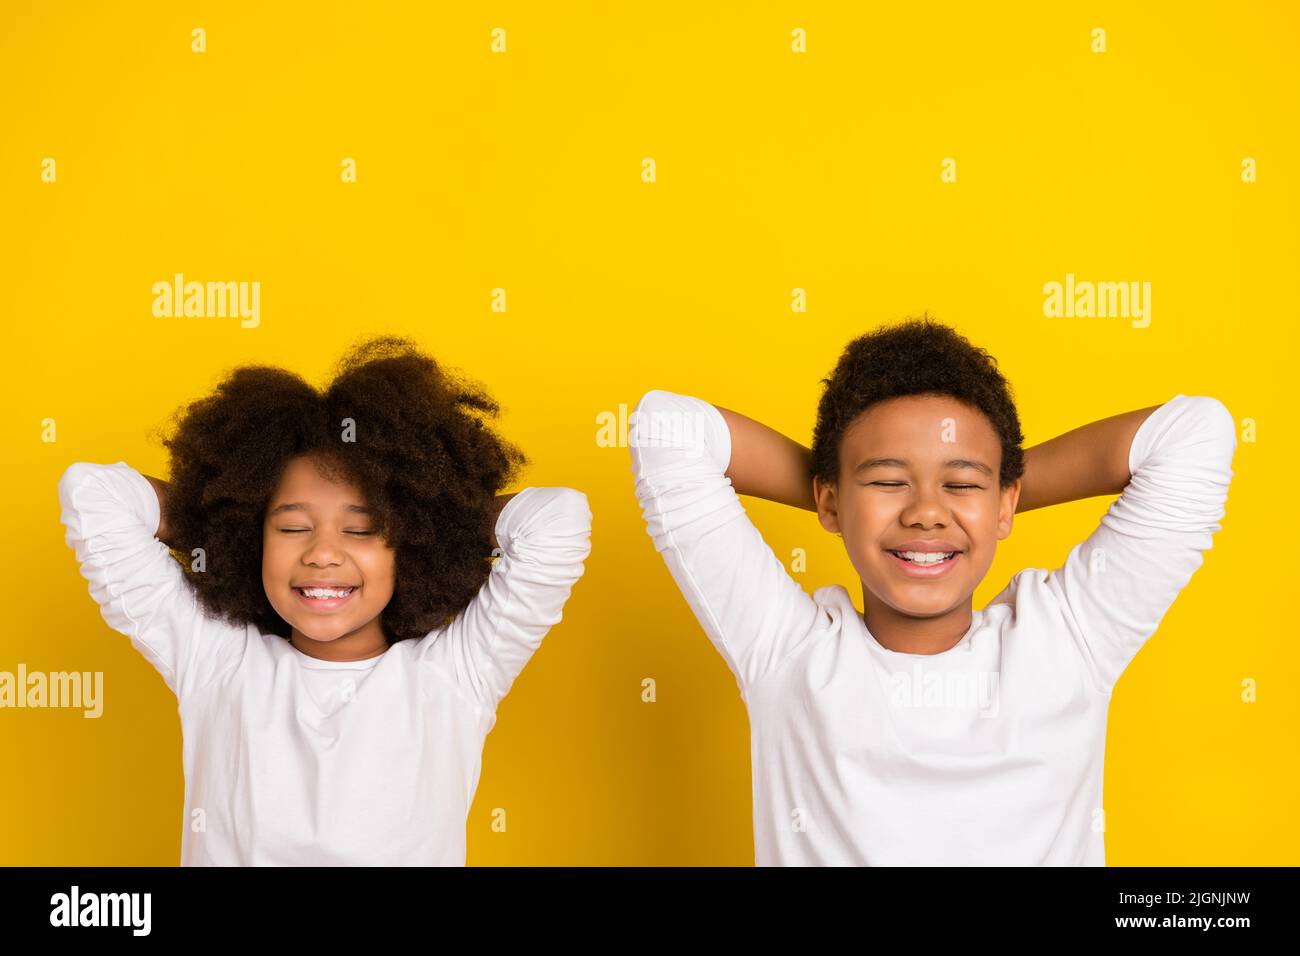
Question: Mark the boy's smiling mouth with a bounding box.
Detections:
[883,547,963,577]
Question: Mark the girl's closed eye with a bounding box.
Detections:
[277,527,375,536]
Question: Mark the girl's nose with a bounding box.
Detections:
[302,533,347,564]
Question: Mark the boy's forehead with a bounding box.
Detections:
[842,394,999,456]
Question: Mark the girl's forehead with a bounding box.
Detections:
[269,455,368,506]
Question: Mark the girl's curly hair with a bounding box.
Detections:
[811,313,1026,489]
[151,336,527,644]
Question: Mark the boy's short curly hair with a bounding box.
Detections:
[153,336,527,644]
[811,314,1025,489]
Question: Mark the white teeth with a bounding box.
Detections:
[299,587,354,598]
[895,551,956,565]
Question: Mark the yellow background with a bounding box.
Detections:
[2,1,1296,865]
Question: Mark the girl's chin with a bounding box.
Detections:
[292,625,353,644]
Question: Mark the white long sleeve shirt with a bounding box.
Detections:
[628,389,1237,866]
[57,462,592,866]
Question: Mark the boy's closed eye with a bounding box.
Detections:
[860,481,984,490]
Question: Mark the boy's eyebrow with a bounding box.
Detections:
[855,457,995,477]
[267,502,373,516]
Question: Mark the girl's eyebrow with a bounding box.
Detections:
[855,457,994,477]
[267,502,373,516]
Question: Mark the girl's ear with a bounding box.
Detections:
[813,475,842,535]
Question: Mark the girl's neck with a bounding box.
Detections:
[289,624,389,662]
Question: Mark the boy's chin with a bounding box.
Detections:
[865,579,970,617]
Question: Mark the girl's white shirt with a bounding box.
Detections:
[58,463,592,866]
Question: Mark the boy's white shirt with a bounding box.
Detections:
[58,462,592,866]
[628,388,1237,866]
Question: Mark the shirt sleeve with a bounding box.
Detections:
[57,461,245,699]
[628,388,824,696]
[422,486,593,713]
[1047,394,1238,694]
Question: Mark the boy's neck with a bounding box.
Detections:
[860,585,975,655]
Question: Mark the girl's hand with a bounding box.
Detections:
[143,474,178,547]
[489,493,518,550]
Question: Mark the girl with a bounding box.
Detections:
[58,336,592,865]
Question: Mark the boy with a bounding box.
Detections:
[628,316,1237,865]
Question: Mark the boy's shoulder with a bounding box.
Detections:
[807,565,1066,636]
[983,564,1056,610]
[810,579,1031,628]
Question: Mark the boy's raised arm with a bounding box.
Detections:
[629,389,823,694]
[1024,395,1238,693]
[1015,403,1166,513]
[712,405,817,512]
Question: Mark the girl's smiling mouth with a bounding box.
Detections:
[293,584,359,610]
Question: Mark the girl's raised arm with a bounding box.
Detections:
[58,461,246,699]
[487,492,518,550]
[141,474,177,547]
[418,486,592,714]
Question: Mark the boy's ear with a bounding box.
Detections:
[813,475,842,535]
[997,478,1022,540]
